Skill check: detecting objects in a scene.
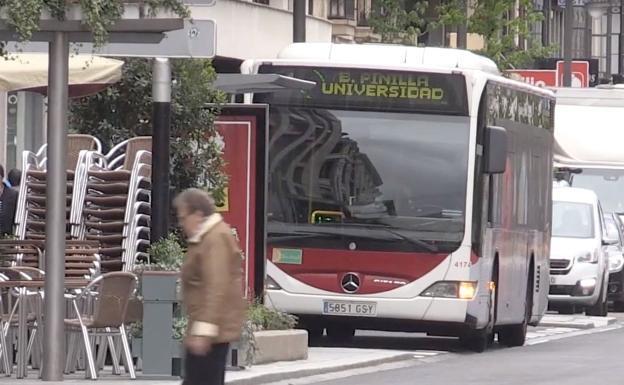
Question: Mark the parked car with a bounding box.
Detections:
[604,212,624,310]
[548,187,611,316]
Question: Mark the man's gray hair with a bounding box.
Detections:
[173,188,217,217]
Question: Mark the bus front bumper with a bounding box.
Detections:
[265,288,477,328]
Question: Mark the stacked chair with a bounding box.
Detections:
[3,134,153,378]
[14,135,153,273]
[76,136,153,272]
[15,135,102,242]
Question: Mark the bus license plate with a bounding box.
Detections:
[322,301,377,317]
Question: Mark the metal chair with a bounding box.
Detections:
[64,271,137,380]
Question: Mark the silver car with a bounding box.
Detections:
[548,187,612,316]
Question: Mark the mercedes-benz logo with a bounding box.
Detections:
[341,273,360,294]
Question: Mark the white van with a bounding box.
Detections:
[549,187,611,316]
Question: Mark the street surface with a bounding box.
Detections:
[266,312,624,385]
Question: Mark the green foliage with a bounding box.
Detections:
[368,0,429,44]
[247,302,298,332]
[437,0,555,69]
[146,232,185,270]
[69,58,228,203]
[0,0,189,51]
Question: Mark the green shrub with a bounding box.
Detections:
[247,302,298,331]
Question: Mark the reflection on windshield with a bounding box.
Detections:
[266,107,470,252]
[552,201,594,239]
[572,169,624,213]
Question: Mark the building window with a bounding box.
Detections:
[308,0,314,15]
[253,0,269,5]
[329,0,356,20]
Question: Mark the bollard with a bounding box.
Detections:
[141,271,178,378]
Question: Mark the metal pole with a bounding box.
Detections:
[293,0,306,42]
[151,58,171,243]
[607,7,613,77]
[620,0,624,75]
[542,0,550,47]
[42,30,69,381]
[563,0,573,86]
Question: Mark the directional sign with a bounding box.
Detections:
[5,19,216,59]
[184,0,217,5]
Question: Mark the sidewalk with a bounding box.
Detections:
[11,348,419,385]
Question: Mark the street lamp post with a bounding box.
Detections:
[563,0,573,86]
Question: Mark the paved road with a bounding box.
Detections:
[309,322,623,385]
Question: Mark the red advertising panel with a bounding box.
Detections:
[215,117,257,299]
[506,69,557,87]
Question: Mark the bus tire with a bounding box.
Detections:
[459,329,491,353]
[499,272,532,347]
[326,324,355,344]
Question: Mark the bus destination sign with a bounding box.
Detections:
[258,65,468,115]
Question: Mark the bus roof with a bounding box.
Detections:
[275,43,500,75]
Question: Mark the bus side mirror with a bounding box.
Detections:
[484,125,508,174]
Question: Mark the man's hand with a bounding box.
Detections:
[185,335,213,355]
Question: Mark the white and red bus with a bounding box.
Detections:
[242,43,554,351]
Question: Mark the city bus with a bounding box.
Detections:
[242,43,555,351]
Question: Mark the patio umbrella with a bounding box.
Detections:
[0,53,123,97]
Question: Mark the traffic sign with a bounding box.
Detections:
[5,19,217,59]
[556,61,590,87]
[506,69,557,87]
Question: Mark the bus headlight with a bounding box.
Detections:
[266,276,282,290]
[420,281,477,299]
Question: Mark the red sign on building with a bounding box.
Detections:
[506,60,590,88]
[507,69,557,88]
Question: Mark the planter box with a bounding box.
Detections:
[251,330,308,365]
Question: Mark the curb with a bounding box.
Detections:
[537,316,617,330]
[225,353,415,385]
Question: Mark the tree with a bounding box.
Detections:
[69,58,228,204]
[367,0,429,44]
[437,0,554,69]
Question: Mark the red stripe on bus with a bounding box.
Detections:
[270,247,447,294]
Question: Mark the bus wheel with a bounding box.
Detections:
[326,324,355,344]
[459,329,491,353]
[499,274,532,347]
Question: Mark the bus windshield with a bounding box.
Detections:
[572,169,624,214]
[257,65,470,253]
[265,108,470,253]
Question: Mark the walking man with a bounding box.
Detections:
[174,188,246,385]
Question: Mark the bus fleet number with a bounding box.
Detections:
[454,261,472,268]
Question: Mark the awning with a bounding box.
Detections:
[0,53,123,97]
